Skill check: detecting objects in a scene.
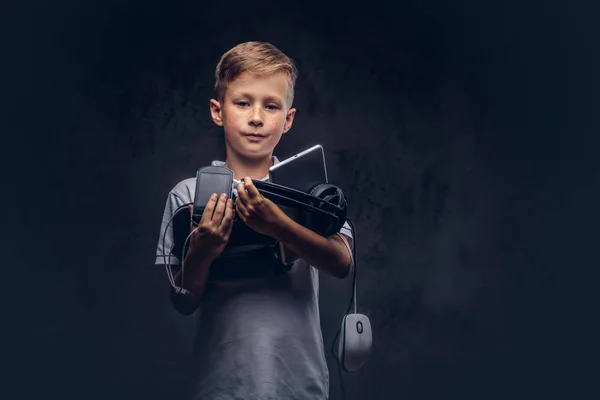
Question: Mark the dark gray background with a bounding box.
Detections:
[6,0,598,399]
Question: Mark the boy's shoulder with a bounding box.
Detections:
[170,177,196,202]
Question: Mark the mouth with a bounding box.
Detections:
[242,133,266,141]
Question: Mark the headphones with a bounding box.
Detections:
[251,180,348,238]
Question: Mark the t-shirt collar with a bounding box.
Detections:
[211,156,280,182]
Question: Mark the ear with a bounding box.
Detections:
[282,107,296,134]
[210,99,223,126]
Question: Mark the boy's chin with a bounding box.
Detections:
[228,144,275,160]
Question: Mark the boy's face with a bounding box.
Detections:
[210,71,296,162]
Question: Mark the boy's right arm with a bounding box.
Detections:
[163,192,235,302]
[170,253,213,298]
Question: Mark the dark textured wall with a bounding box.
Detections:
[8,1,598,399]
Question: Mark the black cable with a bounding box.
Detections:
[161,202,193,286]
[330,217,357,400]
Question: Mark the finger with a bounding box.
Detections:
[212,193,228,224]
[235,198,247,220]
[219,198,234,231]
[242,177,260,198]
[200,193,218,224]
[237,180,248,203]
[224,208,235,239]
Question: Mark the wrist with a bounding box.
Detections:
[181,251,212,292]
[185,247,215,268]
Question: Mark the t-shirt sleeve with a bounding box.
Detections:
[338,220,355,269]
[155,191,187,266]
[339,220,353,240]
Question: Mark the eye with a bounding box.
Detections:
[266,104,280,110]
[237,101,249,107]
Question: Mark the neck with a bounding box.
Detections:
[224,153,274,181]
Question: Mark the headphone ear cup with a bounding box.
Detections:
[311,184,347,209]
[310,184,348,236]
[310,184,336,202]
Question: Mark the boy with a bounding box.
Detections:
[155,41,354,400]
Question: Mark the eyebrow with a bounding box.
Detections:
[233,93,284,103]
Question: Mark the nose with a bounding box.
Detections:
[248,106,263,127]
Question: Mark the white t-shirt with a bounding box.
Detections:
[155,156,353,400]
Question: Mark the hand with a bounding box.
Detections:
[187,193,235,263]
[235,177,288,238]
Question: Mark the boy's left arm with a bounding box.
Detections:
[235,177,353,279]
[273,218,353,279]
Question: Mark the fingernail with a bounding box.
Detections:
[211,193,217,199]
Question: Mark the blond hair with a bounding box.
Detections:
[214,41,298,107]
